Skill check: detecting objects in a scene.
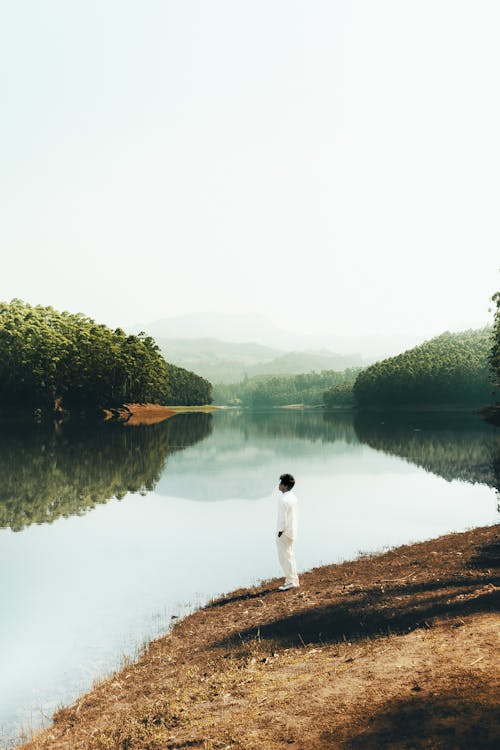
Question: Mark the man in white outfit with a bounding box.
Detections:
[276,473,299,591]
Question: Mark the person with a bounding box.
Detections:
[276,473,299,591]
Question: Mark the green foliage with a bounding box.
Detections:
[162,363,212,406]
[489,291,500,393]
[213,368,362,407]
[0,299,212,413]
[323,381,357,408]
[0,413,213,531]
[352,328,494,408]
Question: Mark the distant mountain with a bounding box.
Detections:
[246,350,365,378]
[132,312,424,359]
[133,312,286,346]
[157,337,282,364]
[155,337,281,384]
[153,337,368,384]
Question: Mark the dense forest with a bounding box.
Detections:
[351,328,494,408]
[0,413,213,532]
[323,380,358,408]
[214,325,497,411]
[166,362,212,406]
[213,368,362,407]
[490,291,500,396]
[0,299,212,415]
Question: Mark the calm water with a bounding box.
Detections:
[0,409,498,745]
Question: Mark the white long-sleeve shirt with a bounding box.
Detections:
[276,490,298,540]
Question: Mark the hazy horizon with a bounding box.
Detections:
[1,1,499,339]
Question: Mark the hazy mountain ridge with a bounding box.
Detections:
[133,313,424,384]
[132,313,424,358]
[154,337,368,384]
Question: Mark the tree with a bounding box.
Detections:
[0,299,212,415]
[489,291,500,398]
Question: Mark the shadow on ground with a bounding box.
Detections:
[335,686,500,749]
[211,537,499,649]
[469,539,500,570]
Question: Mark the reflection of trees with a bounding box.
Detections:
[354,411,497,488]
[492,433,500,511]
[236,409,499,495]
[0,413,212,532]
[218,409,359,445]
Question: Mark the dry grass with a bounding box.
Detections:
[17,525,499,750]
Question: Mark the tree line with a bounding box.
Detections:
[213,323,497,412]
[490,291,500,397]
[213,368,362,408]
[0,299,212,415]
[350,327,494,408]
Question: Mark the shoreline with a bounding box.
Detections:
[17,523,499,750]
[0,403,218,428]
[0,402,493,427]
[102,403,218,426]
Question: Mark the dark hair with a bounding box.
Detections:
[279,473,295,490]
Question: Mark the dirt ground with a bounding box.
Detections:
[102,403,177,425]
[18,524,499,750]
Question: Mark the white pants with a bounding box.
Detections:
[276,534,299,586]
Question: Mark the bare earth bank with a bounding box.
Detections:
[18,525,499,750]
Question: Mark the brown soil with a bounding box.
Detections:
[102,404,177,426]
[102,404,217,426]
[18,525,499,750]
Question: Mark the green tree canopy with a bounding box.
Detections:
[352,328,494,408]
[0,299,212,413]
[489,291,500,395]
[163,363,212,406]
[214,368,362,407]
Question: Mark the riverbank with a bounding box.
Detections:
[102,403,217,426]
[17,524,499,750]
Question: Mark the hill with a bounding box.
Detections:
[154,337,282,384]
[351,327,494,408]
[0,299,212,417]
[132,312,424,359]
[155,337,366,384]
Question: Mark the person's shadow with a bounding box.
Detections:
[208,539,499,649]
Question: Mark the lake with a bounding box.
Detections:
[0,409,498,746]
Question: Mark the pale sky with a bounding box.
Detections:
[1,1,499,339]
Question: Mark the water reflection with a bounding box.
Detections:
[352,410,498,490]
[0,409,497,744]
[215,410,499,491]
[0,414,212,532]
[0,409,497,533]
[157,409,499,502]
[156,409,360,502]
[230,408,358,444]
